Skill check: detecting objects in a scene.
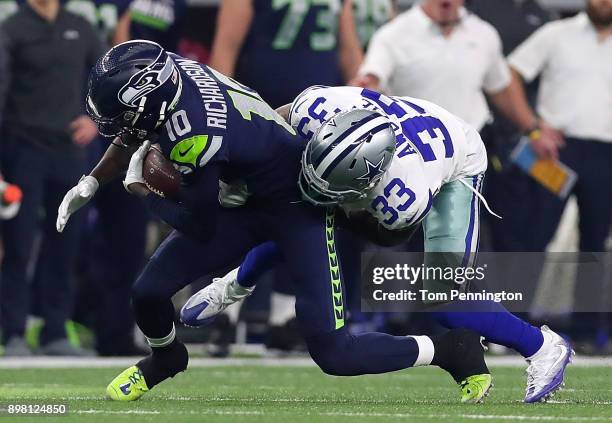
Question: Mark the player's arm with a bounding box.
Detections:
[338,0,364,82]
[142,163,222,241]
[208,0,253,76]
[90,140,139,185]
[56,140,138,232]
[119,141,222,240]
[112,10,131,46]
[337,209,417,246]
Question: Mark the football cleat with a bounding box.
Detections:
[432,329,492,403]
[180,268,254,327]
[524,325,574,403]
[460,374,493,403]
[106,365,149,401]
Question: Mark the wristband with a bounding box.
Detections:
[525,121,542,141]
[528,128,542,141]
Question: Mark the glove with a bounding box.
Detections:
[0,202,20,220]
[218,180,249,208]
[56,175,99,232]
[123,140,151,194]
[0,180,22,220]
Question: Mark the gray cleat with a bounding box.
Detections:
[3,337,33,357]
[39,339,97,357]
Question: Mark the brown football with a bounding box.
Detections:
[143,146,181,199]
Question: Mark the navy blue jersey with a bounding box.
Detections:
[235,0,344,108]
[65,0,130,40]
[157,54,306,204]
[129,0,186,51]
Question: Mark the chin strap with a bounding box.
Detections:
[130,96,148,127]
[154,71,183,130]
[156,101,168,129]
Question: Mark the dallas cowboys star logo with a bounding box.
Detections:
[355,157,386,184]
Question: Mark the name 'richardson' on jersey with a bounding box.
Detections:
[174,57,228,129]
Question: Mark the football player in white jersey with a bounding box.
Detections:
[291,86,488,236]
[181,86,573,403]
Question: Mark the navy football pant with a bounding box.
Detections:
[0,135,86,345]
[132,203,420,375]
[238,175,544,357]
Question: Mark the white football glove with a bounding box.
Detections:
[56,175,99,232]
[123,140,151,193]
[0,201,20,220]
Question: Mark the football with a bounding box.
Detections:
[143,146,181,199]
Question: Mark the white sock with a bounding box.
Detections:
[269,293,296,326]
[231,280,253,296]
[527,328,552,360]
[410,335,435,367]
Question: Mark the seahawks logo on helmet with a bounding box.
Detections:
[118,55,177,108]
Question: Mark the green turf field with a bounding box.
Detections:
[1,366,611,422]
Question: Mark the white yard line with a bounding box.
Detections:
[323,412,612,421]
[76,409,264,416]
[68,409,612,421]
[1,356,612,369]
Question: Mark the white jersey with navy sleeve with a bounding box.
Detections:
[288,86,488,230]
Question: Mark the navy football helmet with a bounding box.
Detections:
[86,40,182,144]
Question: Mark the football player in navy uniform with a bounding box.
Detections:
[119,0,187,50]
[65,0,131,43]
[209,0,362,108]
[184,85,575,403]
[57,40,492,402]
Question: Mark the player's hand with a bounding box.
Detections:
[530,121,565,161]
[70,116,99,146]
[123,140,151,196]
[56,175,99,232]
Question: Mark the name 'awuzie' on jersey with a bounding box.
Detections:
[156,54,306,203]
[289,86,488,230]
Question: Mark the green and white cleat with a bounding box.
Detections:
[106,365,149,401]
[460,374,493,403]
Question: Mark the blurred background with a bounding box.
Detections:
[0,0,610,359]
